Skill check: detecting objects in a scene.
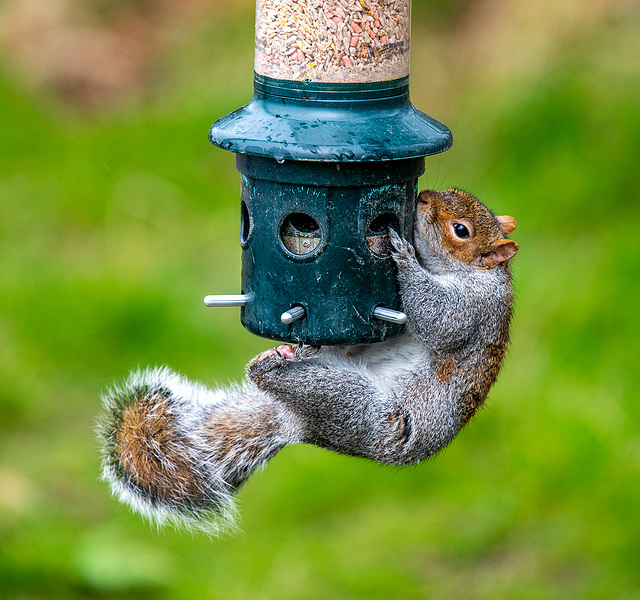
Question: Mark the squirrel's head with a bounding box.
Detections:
[415,189,518,271]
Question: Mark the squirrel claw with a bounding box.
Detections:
[276,344,296,359]
[293,344,321,360]
[247,348,286,382]
[247,343,321,383]
[275,343,320,361]
[388,227,415,265]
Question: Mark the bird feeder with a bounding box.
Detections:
[205,0,452,346]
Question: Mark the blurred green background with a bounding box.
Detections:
[1,0,639,598]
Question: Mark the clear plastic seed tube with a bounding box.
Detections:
[255,0,410,83]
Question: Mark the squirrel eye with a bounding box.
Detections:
[452,223,470,239]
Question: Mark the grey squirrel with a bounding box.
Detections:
[98,189,518,534]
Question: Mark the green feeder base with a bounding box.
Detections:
[207,75,452,346]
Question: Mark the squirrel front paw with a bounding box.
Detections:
[388,228,416,267]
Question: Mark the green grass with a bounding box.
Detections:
[1,3,639,599]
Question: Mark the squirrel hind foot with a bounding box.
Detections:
[276,344,296,359]
[97,368,237,535]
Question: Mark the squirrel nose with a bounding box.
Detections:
[417,190,436,222]
[417,189,435,204]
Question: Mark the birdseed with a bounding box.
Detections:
[255,0,410,83]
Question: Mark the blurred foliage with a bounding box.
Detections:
[1,0,639,598]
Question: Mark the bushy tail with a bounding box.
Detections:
[97,367,300,535]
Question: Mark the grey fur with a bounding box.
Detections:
[98,368,300,534]
[246,227,514,465]
[98,190,517,534]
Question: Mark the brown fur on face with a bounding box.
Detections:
[417,189,518,269]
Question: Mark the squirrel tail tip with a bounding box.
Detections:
[96,366,238,536]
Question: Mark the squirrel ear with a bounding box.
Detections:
[477,239,519,269]
[496,215,516,235]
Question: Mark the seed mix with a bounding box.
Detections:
[255,0,410,83]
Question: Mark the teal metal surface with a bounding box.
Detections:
[209,74,452,162]
[208,73,452,345]
[236,154,423,345]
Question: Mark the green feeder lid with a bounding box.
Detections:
[209,74,452,162]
